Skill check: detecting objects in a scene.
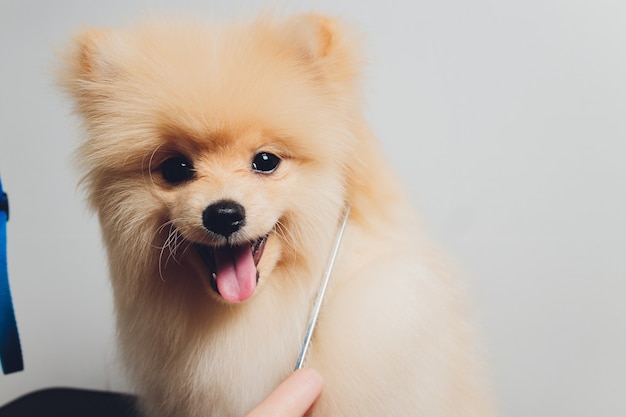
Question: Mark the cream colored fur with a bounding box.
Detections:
[60,14,496,417]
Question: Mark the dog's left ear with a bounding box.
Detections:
[284,13,362,84]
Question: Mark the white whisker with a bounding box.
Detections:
[156,220,189,281]
[275,219,299,269]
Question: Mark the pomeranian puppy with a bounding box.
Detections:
[60,13,496,417]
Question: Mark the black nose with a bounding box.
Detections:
[202,200,246,237]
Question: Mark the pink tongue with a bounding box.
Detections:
[214,245,257,303]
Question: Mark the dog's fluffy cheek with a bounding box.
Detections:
[158,182,235,242]
[285,171,346,232]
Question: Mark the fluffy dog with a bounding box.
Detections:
[61,13,496,417]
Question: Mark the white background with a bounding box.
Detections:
[1,1,625,416]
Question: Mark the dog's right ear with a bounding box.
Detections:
[59,29,124,94]
[59,29,127,115]
[73,30,109,78]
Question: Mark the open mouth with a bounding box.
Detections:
[197,234,268,303]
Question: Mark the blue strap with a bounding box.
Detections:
[0,176,23,374]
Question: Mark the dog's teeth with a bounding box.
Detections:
[209,272,219,295]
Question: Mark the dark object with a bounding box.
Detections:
[0,388,141,417]
[0,192,7,221]
[0,181,23,375]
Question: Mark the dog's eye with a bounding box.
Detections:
[252,152,280,174]
[161,156,195,185]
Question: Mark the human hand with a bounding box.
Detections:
[245,368,324,417]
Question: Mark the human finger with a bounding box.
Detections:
[245,368,324,417]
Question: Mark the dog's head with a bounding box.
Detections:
[61,14,379,303]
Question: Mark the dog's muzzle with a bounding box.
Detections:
[197,200,268,303]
